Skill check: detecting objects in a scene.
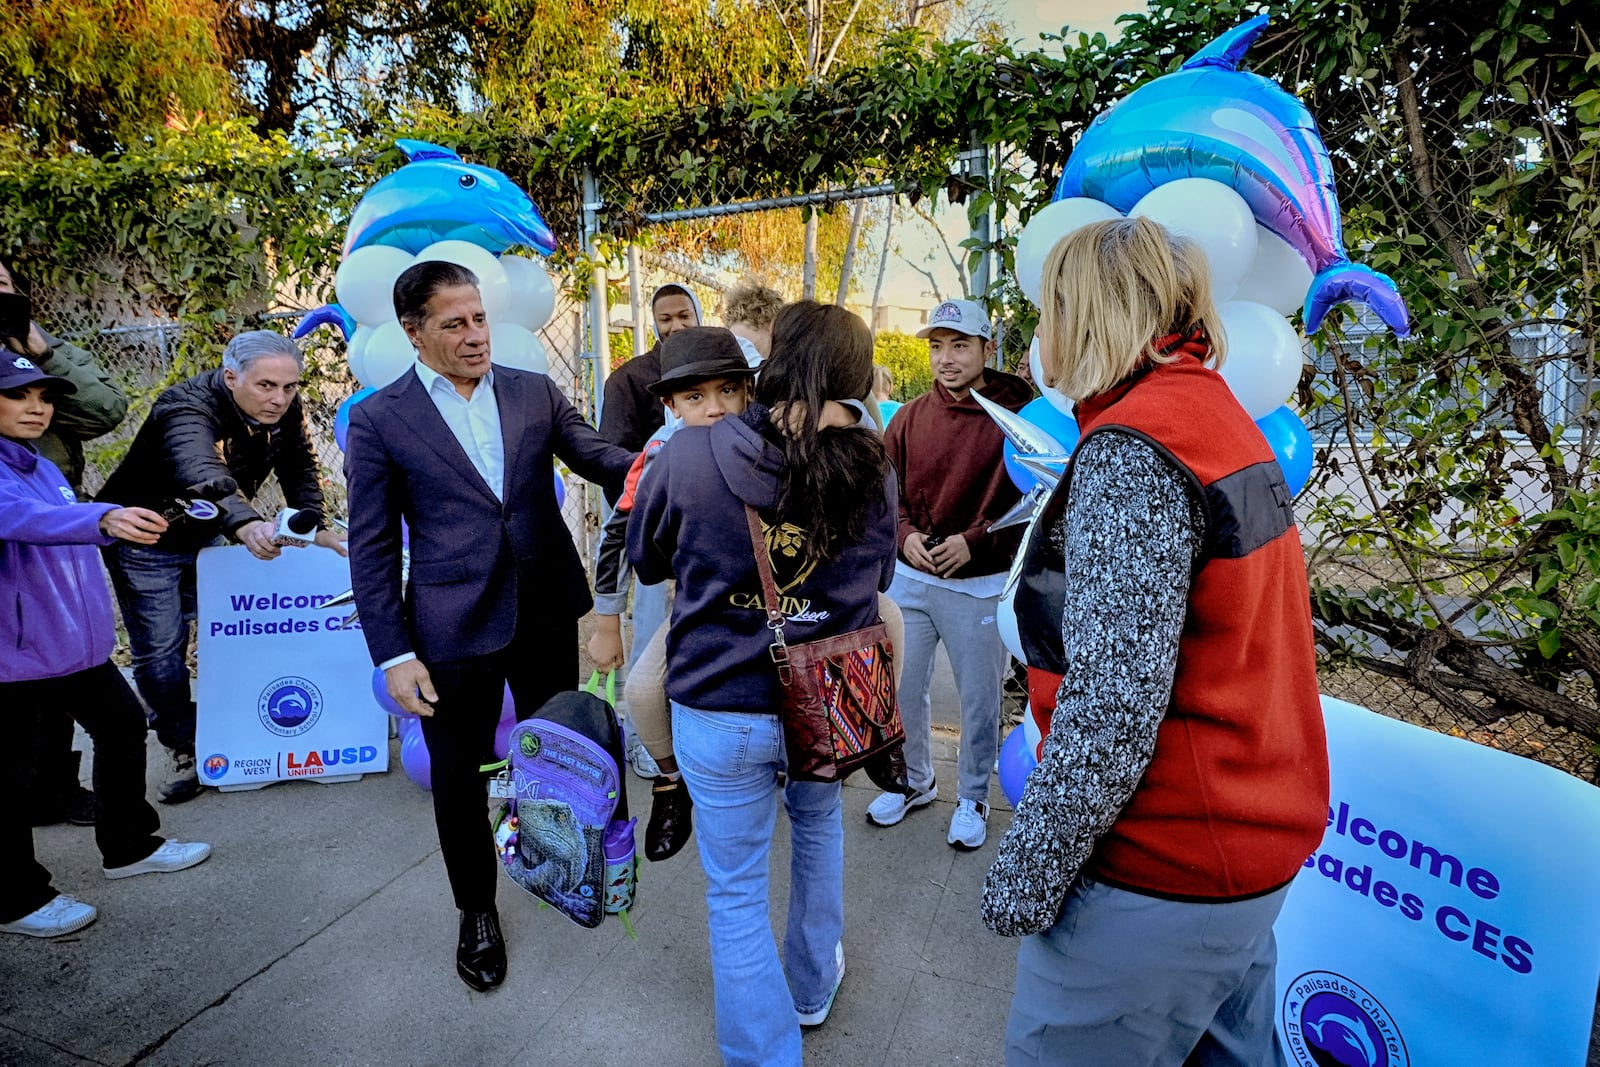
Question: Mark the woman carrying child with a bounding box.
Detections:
[628,302,898,1066]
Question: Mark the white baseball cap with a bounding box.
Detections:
[915,299,992,341]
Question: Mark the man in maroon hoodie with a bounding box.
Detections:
[871,299,1032,849]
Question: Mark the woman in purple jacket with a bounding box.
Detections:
[0,355,212,939]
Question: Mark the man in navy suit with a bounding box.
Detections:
[345,260,633,992]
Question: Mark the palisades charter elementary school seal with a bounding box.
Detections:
[258,677,324,737]
[1282,970,1409,1067]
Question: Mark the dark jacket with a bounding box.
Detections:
[97,368,323,552]
[627,403,898,713]
[599,348,664,464]
[883,368,1032,578]
[0,435,118,682]
[345,367,634,667]
[23,333,127,493]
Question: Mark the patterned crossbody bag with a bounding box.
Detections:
[744,505,907,791]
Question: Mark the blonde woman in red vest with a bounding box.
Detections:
[982,216,1329,1067]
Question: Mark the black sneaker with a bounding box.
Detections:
[158,749,201,805]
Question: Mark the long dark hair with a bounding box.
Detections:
[757,300,889,563]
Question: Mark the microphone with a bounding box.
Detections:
[272,507,322,547]
[159,477,237,523]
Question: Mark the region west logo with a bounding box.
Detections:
[1282,970,1408,1067]
[258,677,324,737]
[201,753,230,781]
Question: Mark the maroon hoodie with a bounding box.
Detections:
[884,368,1033,579]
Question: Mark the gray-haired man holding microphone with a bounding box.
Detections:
[98,331,345,802]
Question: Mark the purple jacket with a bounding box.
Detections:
[0,434,118,682]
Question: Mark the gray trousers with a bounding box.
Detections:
[1006,877,1290,1067]
[889,572,1007,802]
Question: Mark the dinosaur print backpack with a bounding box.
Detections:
[487,674,637,931]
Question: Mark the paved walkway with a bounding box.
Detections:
[1,722,1019,1067]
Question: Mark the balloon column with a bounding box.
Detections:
[296,139,560,387]
[1011,14,1410,498]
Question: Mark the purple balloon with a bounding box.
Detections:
[492,685,517,760]
[553,470,566,510]
[371,666,410,718]
[399,724,432,791]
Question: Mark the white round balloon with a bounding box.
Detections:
[1130,178,1258,301]
[415,240,512,322]
[1232,225,1315,318]
[345,327,373,388]
[1014,198,1123,305]
[490,324,548,374]
[334,246,414,326]
[498,255,557,331]
[997,592,1025,666]
[1027,336,1075,417]
[1216,300,1305,419]
[360,320,417,389]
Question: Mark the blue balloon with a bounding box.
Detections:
[334,388,378,452]
[554,469,566,510]
[399,724,432,791]
[1054,16,1408,338]
[371,665,410,718]
[1255,405,1314,496]
[344,140,556,258]
[997,724,1039,808]
[1002,396,1080,492]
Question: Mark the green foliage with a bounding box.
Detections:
[873,331,932,402]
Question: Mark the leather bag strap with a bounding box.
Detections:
[744,504,793,684]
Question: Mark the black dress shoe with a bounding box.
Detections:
[456,909,506,991]
[645,775,693,862]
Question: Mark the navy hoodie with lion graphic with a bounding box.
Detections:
[627,403,898,714]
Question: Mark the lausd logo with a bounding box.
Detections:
[1282,971,1408,1067]
[201,753,230,781]
[258,677,324,737]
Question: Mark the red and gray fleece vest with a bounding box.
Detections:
[1015,351,1328,901]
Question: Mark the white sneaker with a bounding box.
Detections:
[947,798,989,850]
[627,733,661,780]
[865,779,937,827]
[796,941,845,1027]
[104,839,213,880]
[1,894,98,938]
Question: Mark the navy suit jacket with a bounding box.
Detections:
[345,366,634,667]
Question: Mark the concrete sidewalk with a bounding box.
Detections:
[0,723,1018,1067]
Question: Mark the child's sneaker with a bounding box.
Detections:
[103,840,212,879]
[0,894,98,938]
[946,798,989,850]
[865,779,937,827]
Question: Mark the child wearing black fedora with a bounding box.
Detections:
[588,327,759,861]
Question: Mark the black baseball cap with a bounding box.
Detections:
[648,327,757,397]
[0,353,75,395]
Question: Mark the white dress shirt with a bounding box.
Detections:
[414,360,505,502]
[377,361,506,672]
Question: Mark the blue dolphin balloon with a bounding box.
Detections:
[295,139,558,341]
[343,140,557,258]
[1055,15,1409,337]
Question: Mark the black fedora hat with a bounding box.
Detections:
[647,327,757,397]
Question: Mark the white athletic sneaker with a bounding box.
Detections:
[865,779,938,827]
[627,732,661,780]
[947,798,989,850]
[796,941,845,1027]
[103,839,213,880]
[0,894,98,938]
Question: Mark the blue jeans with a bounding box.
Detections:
[103,541,203,752]
[671,703,845,1067]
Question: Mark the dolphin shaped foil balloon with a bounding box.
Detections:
[345,140,556,258]
[1055,15,1409,337]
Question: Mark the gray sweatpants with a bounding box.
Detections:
[889,571,1008,802]
[1005,877,1290,1067]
